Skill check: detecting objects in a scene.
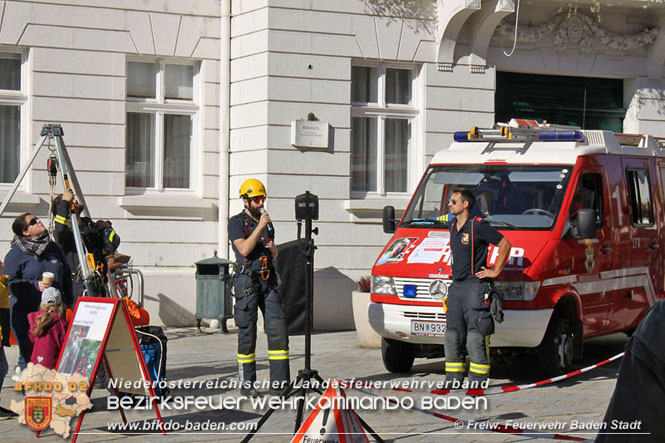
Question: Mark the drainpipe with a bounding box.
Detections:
[219,0,231,257]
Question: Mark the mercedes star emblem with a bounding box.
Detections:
[428,279,448,300]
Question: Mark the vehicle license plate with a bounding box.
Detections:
[411,320,447,336]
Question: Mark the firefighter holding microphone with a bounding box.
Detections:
[228,179,290,397]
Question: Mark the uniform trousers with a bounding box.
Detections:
[233,272,290,390]
[444,279,494,386]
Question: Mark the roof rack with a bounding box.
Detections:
[454,119,584,144]
[614,133,663,151]
[615,133,645,147]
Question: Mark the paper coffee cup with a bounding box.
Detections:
[42,272,54,284]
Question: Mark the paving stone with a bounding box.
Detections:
[0,329,628,442]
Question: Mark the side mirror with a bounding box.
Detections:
[576,208,597,238]
[382,206,397,234]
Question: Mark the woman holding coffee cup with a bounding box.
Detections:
[3,213,72,366]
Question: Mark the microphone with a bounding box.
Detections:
[259,208,275,240]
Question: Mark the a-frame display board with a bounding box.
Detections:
[54,297,166,442]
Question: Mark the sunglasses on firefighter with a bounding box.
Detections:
[27,217,41,226]
[449,199,457,205]
[250,195,266,203]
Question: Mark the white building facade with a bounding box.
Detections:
[0,0,663,325]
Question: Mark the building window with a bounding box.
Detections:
[0,52,24,184]
[126,60,197,191]
[495,72,625,132]
[351,64,418,196]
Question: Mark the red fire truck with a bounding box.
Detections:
[369,119,665,375]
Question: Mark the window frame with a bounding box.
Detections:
[0,49,28,187]
[625,168,654,227]
[125,58,199,194]
[350,61,421,199]
[568,171,604,231]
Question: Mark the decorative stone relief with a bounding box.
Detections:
[496,13,658,53]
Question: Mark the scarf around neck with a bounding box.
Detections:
[13,232,50,257]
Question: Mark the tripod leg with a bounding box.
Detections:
[53,135,95,290]
[293,390,307,434]
[0,135,48,216]
[241,378,298,443]
[57,137,91,218]
[354,413,384,443]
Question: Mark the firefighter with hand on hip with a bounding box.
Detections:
[445,188,511,388]
[228,179,289,397]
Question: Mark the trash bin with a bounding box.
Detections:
[195,251,233,333]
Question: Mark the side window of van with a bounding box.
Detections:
[407,173,445,220]
[626,169,654,226]
[568,173,603,229]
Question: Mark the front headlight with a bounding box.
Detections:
[494,281,541,301]
[371,275,397,295]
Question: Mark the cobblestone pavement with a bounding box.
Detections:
[0,327,629,442]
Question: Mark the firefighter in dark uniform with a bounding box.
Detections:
[228,178,289,397]
[52,190,120,302]
[597,299,665,442]
[445,188,511,387]
[52,190,86,304]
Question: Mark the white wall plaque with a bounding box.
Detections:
[291,120,330,149]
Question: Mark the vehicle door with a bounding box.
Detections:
[655,164,665,299]
[618,158,659,328]
[565,168,614,336]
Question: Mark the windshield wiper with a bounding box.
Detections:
[486,219,517,229]
[403,218,435,225]
[404,217,453,226]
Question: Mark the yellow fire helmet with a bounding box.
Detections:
[239,178,267,199]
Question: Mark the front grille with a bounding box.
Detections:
[394,277,451,301]
[403,311,446,320]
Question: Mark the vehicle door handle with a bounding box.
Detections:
[600,247,612,254]
[649,242,659,250]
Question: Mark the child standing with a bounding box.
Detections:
[28,287,68,370]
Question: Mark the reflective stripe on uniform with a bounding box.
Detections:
[268,349,289,360]
[237,353,256,364]
[469,362,490,375]
[445,362,465,372]
[55,215,70,226]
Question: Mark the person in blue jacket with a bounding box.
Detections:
[3,213,72,366]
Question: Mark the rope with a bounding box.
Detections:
[47,137,57,238]
[134,329,165,390]
[502,0,521,57]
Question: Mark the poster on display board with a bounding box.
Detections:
[57,300,114,380]
[54,297,165,442]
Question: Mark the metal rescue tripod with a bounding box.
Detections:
[0,123,97,297]
[242,191,383,442]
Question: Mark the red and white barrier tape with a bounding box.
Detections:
[340,351,625,397]
[351,385,593,442]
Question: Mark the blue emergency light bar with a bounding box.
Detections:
[538,130,585,142]
[454,130,584,143]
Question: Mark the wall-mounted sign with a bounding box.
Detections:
[291,119,330,149]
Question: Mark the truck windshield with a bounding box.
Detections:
[401,164,573,230]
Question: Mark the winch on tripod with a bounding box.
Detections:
[0,123,123,300]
